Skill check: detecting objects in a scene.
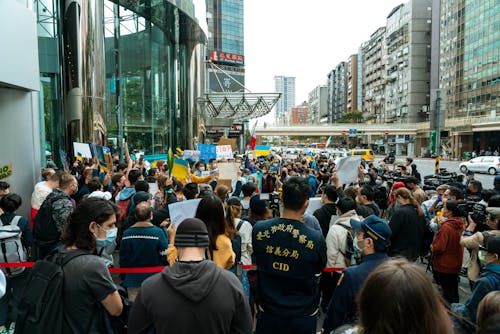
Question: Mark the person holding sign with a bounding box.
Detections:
[252,177,327,334]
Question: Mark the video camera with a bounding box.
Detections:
[458,201,488,230]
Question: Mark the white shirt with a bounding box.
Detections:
[31,182,53,209]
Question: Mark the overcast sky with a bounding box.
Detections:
[244,0,405,124]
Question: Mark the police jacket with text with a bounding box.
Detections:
[252,217,327,317]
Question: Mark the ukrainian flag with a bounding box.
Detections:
[171,158,189,179]
[254,145,271,157]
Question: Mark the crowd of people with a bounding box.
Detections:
[1,147,500,333]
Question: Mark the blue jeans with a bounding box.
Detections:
[0,271,29,326]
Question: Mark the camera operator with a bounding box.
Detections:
[460,207,500,286]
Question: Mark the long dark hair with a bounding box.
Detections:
[62,198,119,251]
[195,195,225,252]
[358,258,451,334]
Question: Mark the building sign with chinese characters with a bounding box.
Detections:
[208,70,245,93]
[209,50,244,66]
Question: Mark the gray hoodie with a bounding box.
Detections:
[128,260,252,334]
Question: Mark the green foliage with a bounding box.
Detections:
[336,110,363,123]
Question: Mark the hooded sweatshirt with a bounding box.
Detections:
[128,260,252,334]
[117,187,136,202]
[431,216,464,274]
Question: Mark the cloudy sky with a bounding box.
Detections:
[244,0,405,124]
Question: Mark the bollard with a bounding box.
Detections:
[435,155,440,175]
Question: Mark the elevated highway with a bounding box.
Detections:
[255,122,430,136]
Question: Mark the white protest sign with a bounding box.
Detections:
[216,145,233,160]
[218,162,239,180]
[73,142,92,158]
[305,197,322,215]
[336,156,362,186]
[168,199,202,228]
[284,153,298,160]
[183,150,201,161]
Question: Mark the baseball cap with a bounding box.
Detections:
[174,218,209,248]
[250,195,267,215]
[350,215,392,247]
[479,234,500,255]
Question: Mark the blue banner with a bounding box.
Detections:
[197,144,217,162]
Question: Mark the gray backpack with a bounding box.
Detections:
[0,216,27,277]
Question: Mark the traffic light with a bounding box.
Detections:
[430,131,436,153]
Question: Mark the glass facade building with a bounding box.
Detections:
[36,0,206,160]
[221,0,244,55]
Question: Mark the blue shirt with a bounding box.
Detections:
[323,252,389,333]
[252,217,327,316]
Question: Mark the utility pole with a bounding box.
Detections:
[435,89,442,157]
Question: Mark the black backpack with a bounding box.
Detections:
[15,250,88,334]
[338,224,356,267]
[34,192,67,243]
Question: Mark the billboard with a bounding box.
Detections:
[209,50,244,66]
[209,70,245,92]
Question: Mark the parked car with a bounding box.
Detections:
[348,149,375,162]
[459,156,500,175]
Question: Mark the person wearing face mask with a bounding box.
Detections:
[431,200,465,304]
[452,234,500,324]
[460,207,500,285]
[120,202,168,301]
[322,215,391,334]
[193,161,206,177]
[58,198,123,332]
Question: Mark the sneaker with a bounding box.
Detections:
[8,323,14,334]
[0,327,7,334]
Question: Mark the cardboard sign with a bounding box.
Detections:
[218,138,237,150]
[305,197,322,215]
[168,199,202,228]
[0,163,12,179]
[336,156,362,186]
[218,162,239,180]
[197,144,217,162]
[183,150,201,162]
[73,142,92,158]
[216,145,233,160]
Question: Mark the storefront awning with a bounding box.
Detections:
[199,92,281,122]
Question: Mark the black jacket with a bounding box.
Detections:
[388,204,425,261]
[128,260,252,334]
[313,203,337,238]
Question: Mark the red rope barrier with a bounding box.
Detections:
[0,262,344,273]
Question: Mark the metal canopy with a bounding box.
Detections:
[200,92,281,122]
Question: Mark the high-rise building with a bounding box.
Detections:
[206,0,245,92]
[308,85,328,124]
[274,76,296,124]
[362,27,387,123]
[384,0,432,123]
[327,62,347,122]
[346,54,358,112]
[439,0,500,156]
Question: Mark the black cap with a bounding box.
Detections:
[174,218,209,248]
[250,195,267,215]
[133,191,152,204]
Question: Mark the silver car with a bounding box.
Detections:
[459,156,500,175]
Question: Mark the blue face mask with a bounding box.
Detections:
[96,227,118,248]
[353,235,364,253]
[375,179,383,185]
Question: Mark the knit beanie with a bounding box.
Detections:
[174,218,209,248]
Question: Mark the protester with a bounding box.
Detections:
[59,198,123,332]
[252,177,326,334]
[313,184,338,238]
[129,218,252,333]
[388,187,426,261]
[476,291,500,332]
[119,202,168,301]
[323,215,391,333]
[334,258,452,334]
[431,200,465,304]
[0,194,33,334]
[355,185,381,218]
[30,169,60,229]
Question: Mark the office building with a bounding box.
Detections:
[289,102,309,126]
[384,0,432,123]
[346,54,358,112]
[274,76,296,124]
[362,27,387,123]
[308,85,328,124]
[327,62,347,122]
[0,0,206,216]
[206,0,245,92]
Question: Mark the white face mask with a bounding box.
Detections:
[199,166,205,171]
